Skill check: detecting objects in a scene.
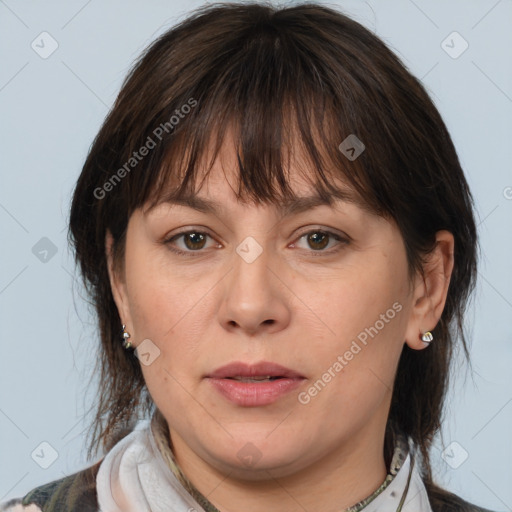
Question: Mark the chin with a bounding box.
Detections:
[202,434,307,479]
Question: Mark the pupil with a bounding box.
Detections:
[308,232,328,250]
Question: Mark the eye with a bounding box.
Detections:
[164,230,219,255]
[291,229,349,254]
[163,227,349,257]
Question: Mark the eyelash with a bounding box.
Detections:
[163,228,350,258]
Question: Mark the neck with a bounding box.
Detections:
[168,422,389,512]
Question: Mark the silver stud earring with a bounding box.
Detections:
[421,331,433,344]
[121,324,132,349]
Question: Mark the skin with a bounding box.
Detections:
[106,133,454,512]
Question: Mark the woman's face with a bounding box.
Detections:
[108,135,449,480]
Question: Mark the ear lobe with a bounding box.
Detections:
[404,230,454,350]
[105,230,131,328]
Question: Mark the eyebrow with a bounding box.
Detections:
[150,189,362,218]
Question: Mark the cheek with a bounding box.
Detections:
[123,242,206,340]
[295,251,409,403]
[122,250,219,404]
[298,255,408,347]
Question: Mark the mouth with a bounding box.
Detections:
[225,376,283,382]
[206,361,305,380]
[205,361,305,407]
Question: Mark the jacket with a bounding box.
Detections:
[0,410,501,512]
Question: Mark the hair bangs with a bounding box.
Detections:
[139,38,379,218]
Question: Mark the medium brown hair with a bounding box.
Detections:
[69,2,478,508]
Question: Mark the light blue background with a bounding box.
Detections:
[1,0,511,508]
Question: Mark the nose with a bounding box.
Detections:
[217,242,291,336]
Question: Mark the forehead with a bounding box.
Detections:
[144,160,371,221]
[144,125,374,217]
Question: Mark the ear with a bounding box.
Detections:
[404,230,454,350]
[105,230,132,332]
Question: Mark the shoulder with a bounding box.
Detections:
[441,500,502,512]
[459,502,503,512]
[426,482,503,512]
[0,460,102,512]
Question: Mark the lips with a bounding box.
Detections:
[206,361,304,380]
[228,376,281,382]
[205,361,305,407]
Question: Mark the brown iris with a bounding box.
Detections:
[183,232,207,250]
[307,232,330,250]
